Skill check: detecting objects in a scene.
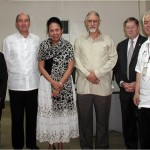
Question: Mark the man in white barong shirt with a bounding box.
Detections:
[3,13,40,149]
[134,11,150,149]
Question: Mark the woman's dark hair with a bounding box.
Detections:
[47,17,63,33]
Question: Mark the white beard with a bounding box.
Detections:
[89,28,96,33]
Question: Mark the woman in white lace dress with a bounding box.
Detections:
[36,17,79,149]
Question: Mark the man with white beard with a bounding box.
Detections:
[74,11,117,149]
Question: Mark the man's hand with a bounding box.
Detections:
[126,82,136,92]
[133,92,140,106]
[86,72,100,84]
[121,82,135,92]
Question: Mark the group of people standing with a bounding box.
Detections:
[114,12,150,149]
[0,10,150,149]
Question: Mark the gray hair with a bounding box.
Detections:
[16,13,30,22]
[84,11,100,31]
[142,11,150,24]
[84,11,100,22]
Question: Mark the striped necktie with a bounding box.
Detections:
[127,40,134,79]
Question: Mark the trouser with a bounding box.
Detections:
[9,89,38,149]
[0,98,5,121]
[120,92,140,149]
[77,94,111,149]
[140,107,150,149]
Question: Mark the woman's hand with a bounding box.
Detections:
[51,89,59,97]
[52,81,63,91]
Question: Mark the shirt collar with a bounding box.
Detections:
[86,32,104,41]
[129,35,139,43]
[142,38,150,45]
[16,31,32,39]
[147,37,150,43]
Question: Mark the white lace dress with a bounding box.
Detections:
[36,38,79,144]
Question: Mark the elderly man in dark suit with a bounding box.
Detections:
[114,17,147,149]
[0,52,8,120]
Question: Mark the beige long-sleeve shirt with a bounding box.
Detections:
[74,34,117,96]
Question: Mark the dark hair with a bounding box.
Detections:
[124,17,139,27]
[47,17,62,33]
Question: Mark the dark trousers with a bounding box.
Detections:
[140,107,150,149]
[0,101,3,121]
[120,92,141,149]
[77,94,111,149]
[9,89,38,149]
[0,98,5,121]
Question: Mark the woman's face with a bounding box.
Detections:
[48,22,63,45]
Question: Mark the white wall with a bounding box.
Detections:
[0,0,147,46]
[0,0,147,100]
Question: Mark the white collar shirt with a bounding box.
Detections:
[127,35,139,53]
[135,38,150,108]
[3,32,40,91]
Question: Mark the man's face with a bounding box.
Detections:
[143,15,150,36]
[86,14,100,33]
[16,14,30,33]
[124,21,139,39]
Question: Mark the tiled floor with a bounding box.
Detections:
[0,103,125,149]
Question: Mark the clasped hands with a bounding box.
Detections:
[121,82,135,92]
[51,81,63,97]
[86,72,100,84]
[122,82,140,106]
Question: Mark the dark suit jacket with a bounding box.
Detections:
[114,35,147,92]
[0,52,8,109]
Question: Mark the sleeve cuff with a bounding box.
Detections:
[120,81,124,87]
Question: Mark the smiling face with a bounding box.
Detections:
[124,21,140,39]
[143,14,150,37]
[48,22,63,45]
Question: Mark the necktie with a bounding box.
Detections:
[127,40,134,79]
